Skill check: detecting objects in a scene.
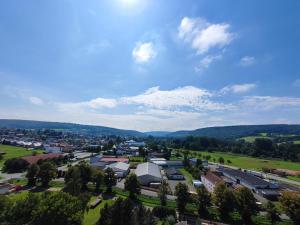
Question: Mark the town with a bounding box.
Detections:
[0,126,299,225]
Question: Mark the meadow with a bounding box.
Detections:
[177,149,300,171]
[0,144,44,168]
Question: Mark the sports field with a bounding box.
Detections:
[0,144,44,168]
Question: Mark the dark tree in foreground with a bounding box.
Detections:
[235,187,258,224]
[3,158,29,173]
[195,184,211,217]
[158,180,170,206]
[104,168,117,193]
[265,201,280,224]
[64,166,82,196]
[78,161,92,190]
[92,169,104,193]
[280,191,300,224]
[98,198,155,225]
[26,164,40,186]
[124,173,141,199]
[213,183,236,220]
[38,162,56,187]
[175,182,189,218]
[2,192,84,225]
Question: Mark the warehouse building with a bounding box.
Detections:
[135,162,162,186]
[106,162,130,178]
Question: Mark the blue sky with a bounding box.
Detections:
[0,0,300,131]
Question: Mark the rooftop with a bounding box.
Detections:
[202,171,223,185]
[22,153,63,165]
[135,162,162,178]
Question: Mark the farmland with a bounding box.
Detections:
[177,149,300,171]
[0,144,44,168]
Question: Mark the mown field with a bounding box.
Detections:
[83,197,114,225]
[0,144,44,168]
[177,149,300,171]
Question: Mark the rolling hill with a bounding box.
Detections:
[167,124,300,139]
[1,119,300,139]
[0,119,145,137]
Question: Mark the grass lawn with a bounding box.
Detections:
[129,156,145,162]
[83,197,114,225]
[294,140,300,144]
[176,149,300,171]
[179,168,194,184]
[0,144,44,168]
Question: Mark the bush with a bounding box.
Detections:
[152,206,176,219]
[3,158,29,173]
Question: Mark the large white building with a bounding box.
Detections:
[135,162,162,186]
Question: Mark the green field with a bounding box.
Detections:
[178,149,300,171]
[239,136,272,143]
[0,144,44,168]
[294,140,300,144]
[83,197,114,225]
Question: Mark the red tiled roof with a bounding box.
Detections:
[99,157,129,163]
[22,153,63,165]
[202,172,223,185]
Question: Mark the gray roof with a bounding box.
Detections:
[135,162,162,178]
[219,167,272,187]
[107,162,129,171]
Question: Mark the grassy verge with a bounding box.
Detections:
[0,144,44,168]
[83,197,114,225]
[286,176,300,182]
[179,168,194,184]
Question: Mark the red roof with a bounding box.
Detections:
[22,153,63,165]
[202,172,223,185]
[99,157,129,163]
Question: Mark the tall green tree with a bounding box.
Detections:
[78,161,92,190]
[26,164,40,186]
[175,182,189,218]
[104,167,117,193]
[64,166,82,196]
[213,183,236,220]
[38,162,56,187]
[124,173,141,199]
[196,184,211,217]
[31,192,84,225]
[92,169,104,193]
[158,180,170,206]
[235,187,258,224]
[280,191,300,224]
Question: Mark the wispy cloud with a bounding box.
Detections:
[29,96,44,105]
[293,79,300,87]
[240,56,255,66]
[194,54,222,72]
[132,42,157,63]
[178,17,234,54]
[220,83,257,94]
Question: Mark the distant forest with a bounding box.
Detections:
[147,136,300,162]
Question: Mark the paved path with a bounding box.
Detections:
[0,172,25,183]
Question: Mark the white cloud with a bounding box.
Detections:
[195,54,222,72]
[178,17,234,54]
[220,83,257,94]
[240,96,300,110]
[240,56,255,66]
[57,97,117,112]
[132,42,157,63]
[29,97,44,105]
[121,86,231,111]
